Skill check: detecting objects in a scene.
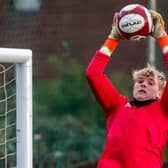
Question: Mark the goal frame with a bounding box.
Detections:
[0,48,32,168]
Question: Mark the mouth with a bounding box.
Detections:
[138,89,146,94]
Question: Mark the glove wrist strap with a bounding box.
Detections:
[157,35,168,68]
[99,38,120,56]
[157,35,168,49]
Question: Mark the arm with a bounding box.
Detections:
[86,50,124,118]
[150,10,168,114]
[160,80,168,114]
[158,36,168,114]
[86,15,127,118]
[150,10,168,68]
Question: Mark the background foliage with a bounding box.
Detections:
[33,55,167,166]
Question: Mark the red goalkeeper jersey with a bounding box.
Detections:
[86,51,168,168]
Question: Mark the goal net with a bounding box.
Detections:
[0,48,32,168]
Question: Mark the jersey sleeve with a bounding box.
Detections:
[157,36,168,115]
[86,51,127,118]
[160,80,168,115]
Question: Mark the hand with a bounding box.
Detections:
[108,13,123,40]
[150,9,167,39]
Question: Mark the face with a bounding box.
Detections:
[133,75,161,101]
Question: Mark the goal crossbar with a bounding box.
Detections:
[0,48,32,168]
[0,48,32,64]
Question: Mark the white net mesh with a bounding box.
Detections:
[0,64,16,168]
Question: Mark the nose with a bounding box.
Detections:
[140,81,147,87]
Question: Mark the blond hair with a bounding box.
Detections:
[133,65,166,91]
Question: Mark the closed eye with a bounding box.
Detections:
[136,79,144,84]
[148,80,155,86]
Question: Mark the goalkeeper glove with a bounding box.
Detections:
[150,9,167,39]
[108,12,122,40]
[99,13,122,56]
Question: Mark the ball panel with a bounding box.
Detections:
[143,7,153,33]
[119,14,145,33]
[121,4,139,11]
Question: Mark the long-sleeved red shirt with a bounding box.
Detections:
[86,51,168,168]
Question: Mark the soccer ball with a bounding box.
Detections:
[117,4,153,41]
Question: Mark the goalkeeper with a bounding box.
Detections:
[86,10,168,168]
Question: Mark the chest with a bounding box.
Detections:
[106,103,167,148]
[107,105,148,138]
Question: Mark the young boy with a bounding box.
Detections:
[86,10,168,168]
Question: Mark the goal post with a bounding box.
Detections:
[0,48,32,168]
[148,0,157,66]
